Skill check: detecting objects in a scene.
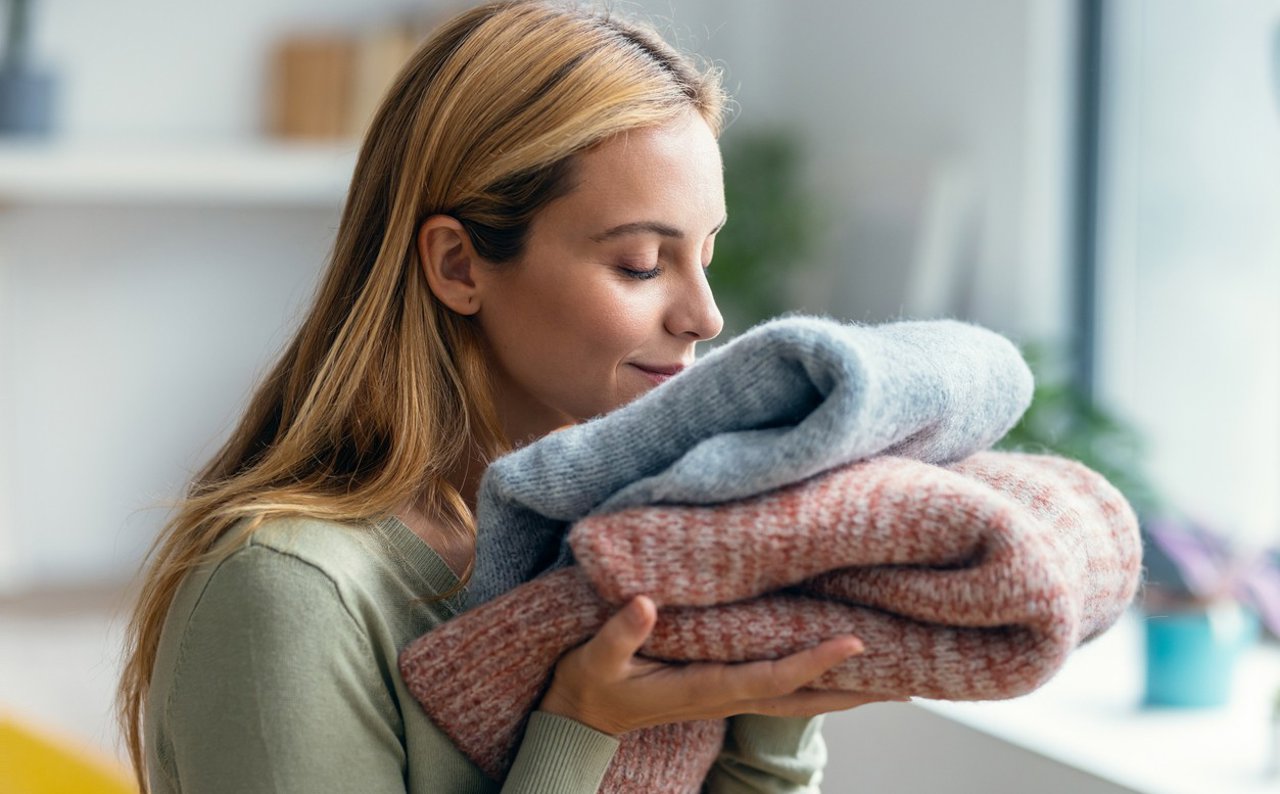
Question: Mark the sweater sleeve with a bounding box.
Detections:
[162,546,409,794]
[499,711,620,792]
[703,715,827,793]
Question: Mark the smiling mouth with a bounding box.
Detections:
[631,363,686,376]
[631,364,682,384]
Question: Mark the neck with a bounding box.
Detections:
[486,364,575,449]
[392,444,486,576]
[393,401,572,564]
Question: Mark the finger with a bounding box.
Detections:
[579,595,657,672]
[728,636,864,700]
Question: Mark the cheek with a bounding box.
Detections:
[585,288,636,326]
[483,260,664,376]
[480,281,605,366]
[567,286,659,357]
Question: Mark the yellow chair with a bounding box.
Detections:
[0,711,137,794]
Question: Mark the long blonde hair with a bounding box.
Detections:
[116,1,727,788]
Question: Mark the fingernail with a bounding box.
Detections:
[628,597,649,627]
[844,637,865,656]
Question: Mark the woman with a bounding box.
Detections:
[117,2,898,791]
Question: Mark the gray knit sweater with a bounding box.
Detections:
[468,314,1035,609]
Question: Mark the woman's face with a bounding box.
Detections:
[474,111,727,444]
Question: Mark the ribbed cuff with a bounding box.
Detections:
[501,711,620,793]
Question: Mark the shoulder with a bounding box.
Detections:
[235,514,385,579]
[153,512,459,698]
[184,513,461,645]
[182,518,370,638]
[158,513,451,674]
[187,517,376,624]
[217,513,451,613]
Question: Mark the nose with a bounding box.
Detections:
[666,263,724,342]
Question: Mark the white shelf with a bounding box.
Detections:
[0,139,359,206]
[916,610,1280,794]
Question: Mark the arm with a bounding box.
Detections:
[704,716,826,793]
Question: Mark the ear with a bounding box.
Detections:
[417,215,484,316]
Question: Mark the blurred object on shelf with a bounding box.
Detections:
[265,9,448,142]
[1141,515,1279,708]
[267,34,355,141]
[905,158,981,321]
[346,23,416,140]
[1143,601,1260,709]
[0,0,58,137]
[1143,517,1280,639]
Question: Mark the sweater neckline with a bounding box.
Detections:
[375,514,467,613]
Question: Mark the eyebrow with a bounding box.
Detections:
[589,215,728,243]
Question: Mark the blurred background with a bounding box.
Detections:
[0,0,1277,791]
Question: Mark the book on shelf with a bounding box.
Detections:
[267,35,356,141]
[265,8,451,142]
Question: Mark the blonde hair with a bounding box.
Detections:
[115,1,727,788]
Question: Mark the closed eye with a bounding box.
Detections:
[619,264,663,280]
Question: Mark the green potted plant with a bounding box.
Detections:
[0,0,56,135]
[708,127,824,336]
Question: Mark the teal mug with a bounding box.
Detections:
[1143,601,1260,708]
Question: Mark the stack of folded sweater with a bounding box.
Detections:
[398,315,1143,792]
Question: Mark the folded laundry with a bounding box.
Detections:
[468,314,1036,609]
[399,451,1142,791]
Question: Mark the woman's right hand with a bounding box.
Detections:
[537,595,907,736]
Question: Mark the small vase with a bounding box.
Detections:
[0,66,57,136]
[1143,600,1260,708]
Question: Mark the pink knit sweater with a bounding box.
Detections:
[399,451,1142,791]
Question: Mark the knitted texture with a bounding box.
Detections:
[398,451,1142,791]
[467,314,1035,608]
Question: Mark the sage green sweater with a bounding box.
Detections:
[144,515,828,793]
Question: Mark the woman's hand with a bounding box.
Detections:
[537,595,906,736]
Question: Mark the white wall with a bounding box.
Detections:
[0,205,337,587]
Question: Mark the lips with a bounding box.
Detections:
[632,363,687,376]
[629,362,690,388]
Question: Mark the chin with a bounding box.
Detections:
[587,395,637,419]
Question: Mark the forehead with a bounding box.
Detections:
[537,114,725,238]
